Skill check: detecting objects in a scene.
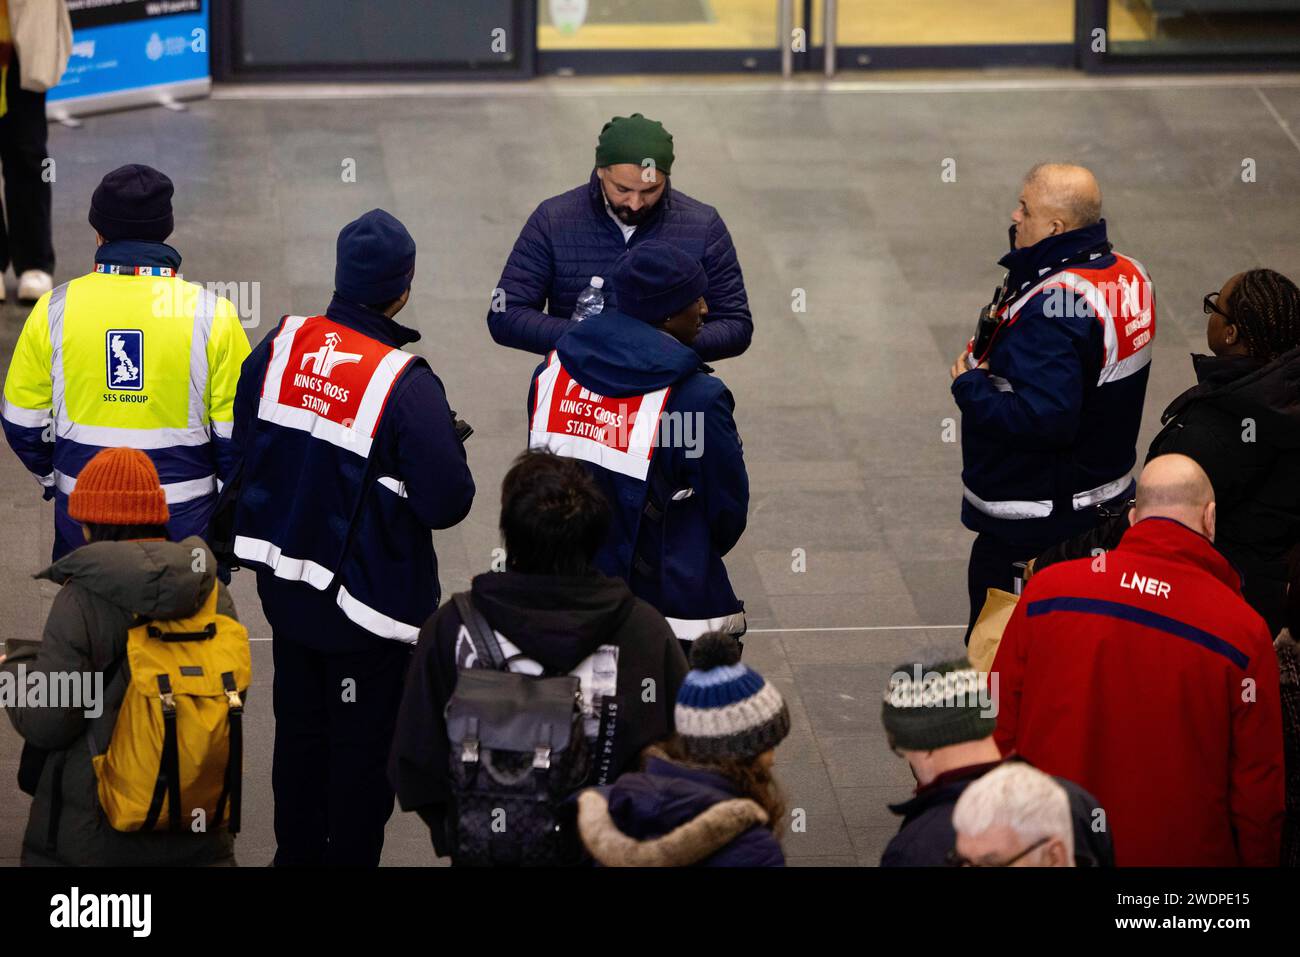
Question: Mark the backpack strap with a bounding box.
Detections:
[631,459,677,581]
[143,673,183,832]
[452,592,507,672]
[214,671,244,834]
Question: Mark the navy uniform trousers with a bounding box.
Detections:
[261,575,413,867]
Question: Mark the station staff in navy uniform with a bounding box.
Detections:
[527,241,748,654]
[228,209,475,866]
[950,164,1156,636]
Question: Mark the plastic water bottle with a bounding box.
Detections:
[571,276,605,322]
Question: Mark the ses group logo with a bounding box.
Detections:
[106,329,144,391]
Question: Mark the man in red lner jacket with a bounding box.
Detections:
[993,453,1284,866]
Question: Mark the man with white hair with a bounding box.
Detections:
[951,163,1156,637]
[951,763,1074,866]
[993,453,1284,866]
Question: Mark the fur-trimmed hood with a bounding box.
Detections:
[576,751,784,867]
[578,790,767,867]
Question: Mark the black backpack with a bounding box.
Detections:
[444,592,592,866]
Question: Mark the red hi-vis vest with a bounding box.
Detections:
[257,315,414,459]
[529,352,671,481]
[235,316,417,640]
[999,253,1155,386]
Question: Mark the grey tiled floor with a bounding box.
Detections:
[3,72,1300,866]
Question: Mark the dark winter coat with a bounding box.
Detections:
[230,295,475,653]
[2,537,238,866]
[528,310,748,636]
[880,757,1115,867]
[488,169,752,362]
[1035,346,1300,634]
[577,750,784,867]
[953,221,1154,549]
[389,570,689,858]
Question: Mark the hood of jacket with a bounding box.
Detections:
[1162,346,1300,449]
[469,570,638,674]
[35,536,217,620]
[603,753,745,837]
[556,308,703,399]
[578,751,769,866]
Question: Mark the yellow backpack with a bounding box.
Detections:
[92,584,251,834]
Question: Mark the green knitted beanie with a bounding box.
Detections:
[595,113,675,176]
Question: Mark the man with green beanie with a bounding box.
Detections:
[879,655,1113,866]
[488,112,752,363]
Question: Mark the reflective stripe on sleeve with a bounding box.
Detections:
[335,585,420,643]
[233,535,335,590]
[1072,475,1132,511]
[962,485,1053,520]
[663,611,748,643]
[188,286,218,429]
[0,398,50,429]
[47,283,70,421]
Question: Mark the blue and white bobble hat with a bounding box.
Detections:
[675,633,791,763]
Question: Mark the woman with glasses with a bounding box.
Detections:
[1034,268,1300,635]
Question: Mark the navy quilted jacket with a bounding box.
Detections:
[489,169,752,362]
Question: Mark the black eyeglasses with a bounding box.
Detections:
[946,835,1051,867]
[1203,291,1232,322]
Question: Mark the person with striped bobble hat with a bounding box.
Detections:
[577,632,790,867]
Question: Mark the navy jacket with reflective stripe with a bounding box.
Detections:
[952,222,1154,546]
[230,296,475,652]
[527,311,747,635]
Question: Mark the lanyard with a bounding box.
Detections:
[94,263,176,277]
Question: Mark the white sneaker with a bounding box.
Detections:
[18,270,53,303]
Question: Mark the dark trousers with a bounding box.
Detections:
[965,533,1040,642]
[271,634,412,866]
[0,56,54,276]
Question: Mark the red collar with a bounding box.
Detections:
[1117,517,1243,594]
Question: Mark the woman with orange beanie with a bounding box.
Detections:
[0,447,242,865]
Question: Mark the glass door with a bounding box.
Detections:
[817,0,1076,70]
[536,0,790,73]
[1081,0,1300,68]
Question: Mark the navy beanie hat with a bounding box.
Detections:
[335,209,417,306]
[675,633,791,764]
[612,240,707,325]
[89,164,174,242]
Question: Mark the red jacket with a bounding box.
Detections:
[993,517,1284,866]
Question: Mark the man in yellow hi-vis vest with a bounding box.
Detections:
[1,164,251,558]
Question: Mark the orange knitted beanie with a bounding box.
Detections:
[68,447,170,526]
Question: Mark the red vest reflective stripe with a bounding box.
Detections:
[258,315,414,458]
[1000,254,1156,385]
[529,352,672,481]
